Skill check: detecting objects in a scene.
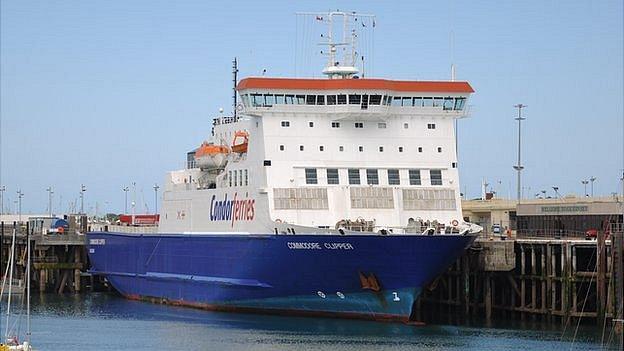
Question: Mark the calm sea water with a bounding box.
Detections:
[0,293,617,350]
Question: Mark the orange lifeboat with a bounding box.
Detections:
[194,142,229,169]
[231,131,249,154]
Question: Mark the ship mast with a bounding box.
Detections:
[296,11,375,79]
[232,57,238,120]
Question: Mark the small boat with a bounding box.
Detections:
[231,131,248,154]
[194,142,229,170]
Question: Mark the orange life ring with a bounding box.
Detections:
[58,226,65,234]
[451,220,459,227]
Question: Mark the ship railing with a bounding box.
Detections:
[212,115,238,126]
[516,228,594,239]
[244,104,470,119]
[104,225,159,234]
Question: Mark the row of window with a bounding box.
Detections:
[242,93,466,111]
[227,169,249,187]
[281,121,435,130]
[280,144,443,153]
[304,168,443,186]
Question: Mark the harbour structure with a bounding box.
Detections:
[0,216,88,295]
[417,228,624,348]
[86,11,482,322]
[462,195,623,238]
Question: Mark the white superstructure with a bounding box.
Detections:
[158,12,479,236]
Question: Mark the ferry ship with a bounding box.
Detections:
[87,12,482,322]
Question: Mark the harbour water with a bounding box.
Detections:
[6,293,614,350]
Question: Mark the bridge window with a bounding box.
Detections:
[413,97,422,107]
[454,97,466,110]
[409,169,422,185]
[285,95,295,104]
[391,97,402,106]
[423,97,433,107]
[385,96,393,105]
[443,97,454,110]
[264,94,274,106]
[430,170,443,186]
[388,169,400,185]
[369,95,382,105]
[306,95,316,105]
[366,169,379,185]
[433,97,443,107]
[327,95,337,105]
[337,94,347,104]
[296,95,305,104]
[241,94,250,107]
[348,169,361,185]
[274,94,285,104]
[402,97,413,106]
[305,168,318,185]
[349,94,361,105]
[327,168,339,184]
[251,94,263,107]
[316,95,325,105]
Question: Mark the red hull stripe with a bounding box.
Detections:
[123,293,424,325]
[237,77,474,93]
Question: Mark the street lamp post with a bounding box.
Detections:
[122,186,129,214]
[46,187,54,217]
[79,184,87,214]
[581,180,589,197]
[17,190,23,223]
[589,176,596,197]
[153,184,159,214]
[513,104,526,203]
[131,182,136,225]
[552,186,560,199]
[0,185,5,215]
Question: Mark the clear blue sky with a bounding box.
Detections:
[1,0,623,214]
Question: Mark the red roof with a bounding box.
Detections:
[237,77,474,93]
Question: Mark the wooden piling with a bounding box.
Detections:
[596,229,606,324]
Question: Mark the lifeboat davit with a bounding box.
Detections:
[231,131,249,154]
[195,142,229,170]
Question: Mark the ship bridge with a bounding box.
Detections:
[237,77,474,121]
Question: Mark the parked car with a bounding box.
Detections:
[492,224,502,234]
[585,221,611,240]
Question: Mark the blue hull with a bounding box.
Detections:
[87,232,475,321]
